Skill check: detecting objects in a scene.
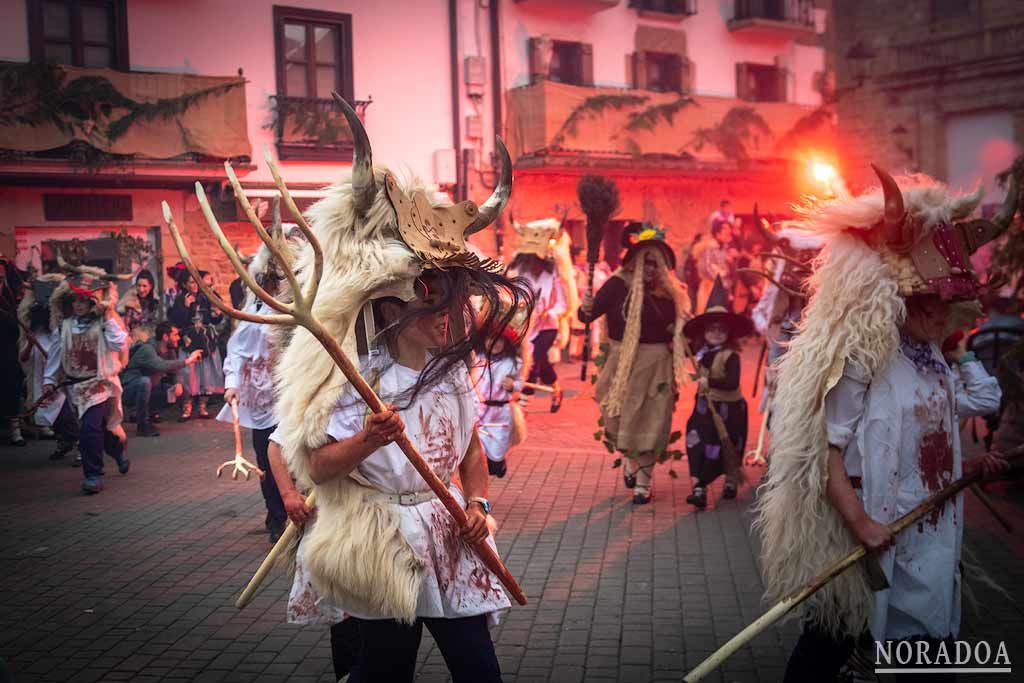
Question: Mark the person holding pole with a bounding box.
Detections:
[755,167,1017,682]
[579,223,690,504]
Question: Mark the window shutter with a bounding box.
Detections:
[632,52,648,90]
[736,62,750,100]
[529,37,549,84]
[774,67,787,102]
[681,57,694,94]
[580,43,594,86]
[667,54,683,93]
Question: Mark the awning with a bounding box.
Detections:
[0,63,251,160]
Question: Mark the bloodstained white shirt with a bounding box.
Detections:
[824,343,1001,639]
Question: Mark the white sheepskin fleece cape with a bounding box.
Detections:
[753,176,983,637]
[273,167,431,623]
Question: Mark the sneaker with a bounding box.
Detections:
[82,477,104,494]
[487,459,507,478]
[137,424,160,438]
[632,490,653,505]
[39,426,55,439]
[723,481,738,499]
[686,487,707,509]
[116,454,131,475]
[72,454,82,467]
[149,412,163,424]
[623,470,637,489]
[48,441,74,461]
[177,412,191,423]
[10,432,26,447]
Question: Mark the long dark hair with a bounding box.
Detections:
[368,267,534,410]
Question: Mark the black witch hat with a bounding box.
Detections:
[683,276,753,340]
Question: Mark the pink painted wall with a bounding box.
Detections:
[500,0,825,105]
[0,0,459,186]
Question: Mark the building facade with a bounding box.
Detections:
[0,0,830,284]
[0,0,468,293]
[827,0,1024,207]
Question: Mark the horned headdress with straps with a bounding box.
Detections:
[162,94,525,621]
[754,166,1019,640]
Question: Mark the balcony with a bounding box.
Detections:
[268,95,373,161]
[728,0,816,41]
[628,0,697,21]
[0,62,251,173]
[513,0,619,10]
[504,80,820,168]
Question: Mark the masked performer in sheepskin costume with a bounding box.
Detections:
[579,223,690,504]
[756,167,1016,681]
[507,215,578,412]
[43,260,131,494]
[265,98,531,682]
[218,201,305,544]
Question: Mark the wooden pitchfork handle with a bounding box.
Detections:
[162,149,526,608]
[684,443,1024,682]
[580,262,596,382]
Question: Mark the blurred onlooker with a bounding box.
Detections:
[0,257,27,446]
[696,219,737,311]
[120,321,201,437]
[709,199,734,227]
[118,269,161,342]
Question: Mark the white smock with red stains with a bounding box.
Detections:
[824,338,1001,640]
[287,354,510,625]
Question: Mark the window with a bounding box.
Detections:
[274,6,353,101]
[28,0,129,70]
[930,0,973,21]
[272,6,354,160]
[629,0,697,16]
[736,62,786,102]
[633,51,690,94]
[529,37,593,87]
[550,41,583,85]
[646,52,682,93]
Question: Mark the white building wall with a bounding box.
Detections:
[499,0,825,104]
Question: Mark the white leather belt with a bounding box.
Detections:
[366,489,439,506]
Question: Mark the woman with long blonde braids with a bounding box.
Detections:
[579,223,690,504]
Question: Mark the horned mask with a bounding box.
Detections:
[868,165,1019,300]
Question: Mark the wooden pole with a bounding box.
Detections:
[235,489,318,608]
[683,444,1024,682]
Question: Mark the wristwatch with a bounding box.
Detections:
[468,496,492,514]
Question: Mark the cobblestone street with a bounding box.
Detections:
[2,347,1024,683]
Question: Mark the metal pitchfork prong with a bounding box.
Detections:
[216,398,265,481]
[161,144,527,609]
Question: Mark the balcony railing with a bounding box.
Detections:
[268,95,373,161]
[729,0,815,37]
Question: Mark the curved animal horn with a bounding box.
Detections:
[871,164,907,246]
[332,91,377,216]
[465,136,513,236]
[56,251,86,275]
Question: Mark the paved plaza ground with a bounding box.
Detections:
[2,345,1024,682]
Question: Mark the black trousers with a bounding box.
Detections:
[528,329,558,386]
[348,615,502,683]
[252,425,285,530]
[330,618,361,681]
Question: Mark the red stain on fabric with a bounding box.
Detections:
[919,428,953,526]
[68,334,98,373]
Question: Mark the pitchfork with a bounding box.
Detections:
[216,398,265,481]
[161,147,526,608]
